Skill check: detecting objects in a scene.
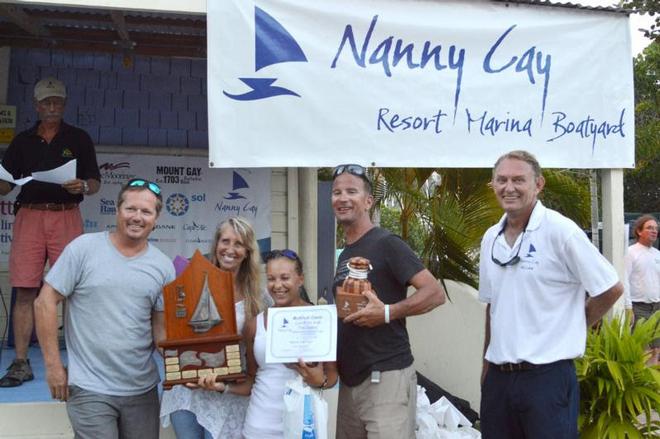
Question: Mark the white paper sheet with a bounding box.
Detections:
[31,159,76,185]
[0,164,33,185]
[266,305,338,363]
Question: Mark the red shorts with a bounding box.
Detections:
[9,207,83,288]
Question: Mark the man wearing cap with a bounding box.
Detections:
[0,77,101,388]
[479,150,623,438]
[331,164,446,439]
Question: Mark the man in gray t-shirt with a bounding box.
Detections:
[35,178,175,439]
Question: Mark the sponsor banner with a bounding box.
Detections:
[0,153,271,270]
[208,0,634,168]
[0,105,17,143]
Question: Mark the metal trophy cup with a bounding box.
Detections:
[336,257,372,319]
[159,250,244,389]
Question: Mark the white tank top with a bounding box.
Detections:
[243,311,298,439]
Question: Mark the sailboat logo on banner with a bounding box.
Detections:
[224,6,308,101]
[224,171,249,200]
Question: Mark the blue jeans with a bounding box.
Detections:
[170,410,213,439]
[480,360,578,439]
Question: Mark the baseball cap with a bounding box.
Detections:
[34,77,67,101]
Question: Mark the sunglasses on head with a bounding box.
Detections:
[333,164,372,185]
[264,249,300,263]
[127,178,162,198]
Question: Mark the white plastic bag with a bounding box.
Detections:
[416,386,481,439]
[283,375,328,439]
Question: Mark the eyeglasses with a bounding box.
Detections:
[333,164,372,186]
[264,249,300,263]
[491,228,525,267]
[127,178,162,198]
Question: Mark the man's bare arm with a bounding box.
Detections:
[152,310,165,353]
[481,304,491,385]
[34,283,68,401]
[586,282,623,327]
[390,269,446,320]
[345,269,446,327]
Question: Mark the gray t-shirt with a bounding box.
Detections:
[46,231,176,396]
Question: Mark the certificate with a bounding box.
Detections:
[265,305,337,364]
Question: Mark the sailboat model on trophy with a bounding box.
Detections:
[159,250,244,389]
[189,272,222,333]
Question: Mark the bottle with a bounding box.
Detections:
[342,257,372,296]
[336,257,373,318]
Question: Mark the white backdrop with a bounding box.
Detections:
[208,0,634,169]
[0,154,272,270]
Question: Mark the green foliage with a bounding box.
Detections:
[539,170,592,228]
[576,313,660,438]
[372,168,502,288]
[621,0,660,41]
[626,41,660,212]
[378,204,425,255]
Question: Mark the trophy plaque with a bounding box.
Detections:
[159,250,244,389]
[336,257,372,319]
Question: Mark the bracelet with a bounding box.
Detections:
[384,304,390,324]
[222,383,231,393]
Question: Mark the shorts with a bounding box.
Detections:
[632,302,660,349]
[9,207,83,288]
[336,365,417,439]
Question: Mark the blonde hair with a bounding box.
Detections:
[210,217,263,318]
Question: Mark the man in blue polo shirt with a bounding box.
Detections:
[0,77,100,387]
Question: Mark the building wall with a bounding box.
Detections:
[409,280,486,412]
[6,48,209,149]
[0,45,291,356]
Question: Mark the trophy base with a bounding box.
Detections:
[159,335,245,390]
[336,290,368,319]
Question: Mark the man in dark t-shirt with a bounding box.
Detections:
[331,164,446,439]
[0,77,101,387]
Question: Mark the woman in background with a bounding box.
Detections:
[197,249,338,439]
[160,217,267,439]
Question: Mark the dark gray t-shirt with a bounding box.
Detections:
[46,231,175,396]
[333,227,424,386]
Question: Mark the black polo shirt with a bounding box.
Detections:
[2,121,101,204]
[333,227,424,386]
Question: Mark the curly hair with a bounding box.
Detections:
[210,217,263,318]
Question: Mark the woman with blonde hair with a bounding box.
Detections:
[197,249,338,438]
[160,217,268,439]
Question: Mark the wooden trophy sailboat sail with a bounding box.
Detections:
[188,272,223,333]
[159,250,244,389]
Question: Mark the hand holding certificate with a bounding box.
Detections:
[265,305,337,364]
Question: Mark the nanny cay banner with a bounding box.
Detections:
[208,0,634,169]
[0,154,271,270]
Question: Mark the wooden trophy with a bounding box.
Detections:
[335,257,372,319]
[159,250,244,389]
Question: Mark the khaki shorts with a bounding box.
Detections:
[10,207,83,288]
[336,365,417,439]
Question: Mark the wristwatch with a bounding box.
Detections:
[81,180,89,194]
